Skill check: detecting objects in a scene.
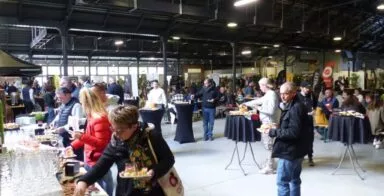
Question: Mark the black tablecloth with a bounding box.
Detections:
[124,99,139,107]
[224,115,261,142]
[174,104,195,143]
[328,115,372,145]
[139,109,164,135]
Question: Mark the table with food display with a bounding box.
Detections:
[139,103,165,136]
[0,121,108,196]
[328,111,372,180]
[223,105,262,175]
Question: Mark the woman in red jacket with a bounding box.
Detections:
[70,88,114,195]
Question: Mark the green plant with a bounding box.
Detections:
[350,73,360,88]
[35,112,45,122]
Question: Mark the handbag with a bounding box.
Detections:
[147,137,184,196]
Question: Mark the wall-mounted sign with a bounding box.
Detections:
[322,61,335,89]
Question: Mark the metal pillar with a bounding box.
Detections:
[28,52,33,63]
[136,56,140,84]
[322,50,326,70]
[60,28,68,76]
[88,55,91,78]
[177,56,181,76]
[231,42,236,91]
[283,47,287,81]
[161,36,168,94]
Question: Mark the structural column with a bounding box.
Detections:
[60,27,69,76]
[88,55,91,78]
[136,56,140,84]
[28,52,33,64]
[231,42,236,91]
[283,47,287,82]
[161,36,168,94]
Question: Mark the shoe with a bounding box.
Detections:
[259,167,276,175]
[209,137,214,141]
[204,137,208,141]
[373,138,378,145]
[308,158,315,167]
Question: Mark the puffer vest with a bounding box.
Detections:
[57,97,78,127]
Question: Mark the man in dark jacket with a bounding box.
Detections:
[264,82,312,196]
[107,77,124,104]
[297,81,316,167]
[194,79,219,141]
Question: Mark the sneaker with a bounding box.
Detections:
[209,137,214,141]
[373,138,378,145]
[259,167,276,175]
[204,137,208,141]
[308,158,315,167]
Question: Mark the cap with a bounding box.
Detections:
[300,81,312,88]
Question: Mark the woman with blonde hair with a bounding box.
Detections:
[69,88,114,195]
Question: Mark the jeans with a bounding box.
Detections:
[277,158,303,196]
[85,164,114,196]
[202,107,215,138]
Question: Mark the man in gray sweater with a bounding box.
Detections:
[244,78,281,174]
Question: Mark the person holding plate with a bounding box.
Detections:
[74,105,174,196]
[243,77,280,174]
[69,88,114,196]
[263,82,312,196]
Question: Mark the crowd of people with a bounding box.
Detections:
[2,74,384,196]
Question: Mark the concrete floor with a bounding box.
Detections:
[160,119,384,196]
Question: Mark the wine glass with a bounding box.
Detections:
[50,139,58,147]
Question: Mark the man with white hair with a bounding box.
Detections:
[244,77,280,174]
[264,82,312,196]
[60,76,80,99]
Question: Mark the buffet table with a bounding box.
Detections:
[174,103,195,143]
[139,108,165,136]
[328,115,372,180]
[1,123,108,195]
[224,114,261,175]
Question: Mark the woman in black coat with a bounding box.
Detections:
[74,106,175,196]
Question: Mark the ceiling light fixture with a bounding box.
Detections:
[227,22,238,28]
[241,49,252,55]
[335,49,341,53]
[234,0,259,7]
[97,36,102,40]
[114,40,124,46]
[377,4,384,10]
[333,36,342,41]
[262,46,269,49]
[273,44,280,48]
[172,36,180,40]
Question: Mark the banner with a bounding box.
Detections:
[322,61,335,89]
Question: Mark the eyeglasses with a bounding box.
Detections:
[110,126,130,134]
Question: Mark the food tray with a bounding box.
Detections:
[119,172,151,179]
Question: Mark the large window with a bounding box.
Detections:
[129,67,138,75]
[98,67,108,75]
[48,66,60,75]
[139,67,148,74]
[74,67,85,76]
[109,66,118,75]
[119,67,129,75]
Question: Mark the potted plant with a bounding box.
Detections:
[35,112,45,127]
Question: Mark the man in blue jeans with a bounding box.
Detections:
[194,79,218,141]
[264,82,312,196]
